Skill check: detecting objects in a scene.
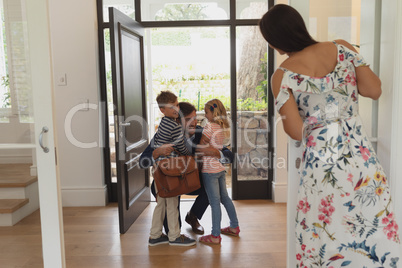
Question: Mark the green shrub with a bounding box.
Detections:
[1,75,10,108]
[151,30,191,46]
[256,52,268,102]
[152,72,267,111]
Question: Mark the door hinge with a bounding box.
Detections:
[54,147,57,165]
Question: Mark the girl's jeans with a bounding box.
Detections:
[202,171,239,237]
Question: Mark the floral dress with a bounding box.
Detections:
[276,41,401,267]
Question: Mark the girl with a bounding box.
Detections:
[198,99,240,245]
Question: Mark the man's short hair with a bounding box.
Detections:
[156,90,177,108]
[179,102,196,118]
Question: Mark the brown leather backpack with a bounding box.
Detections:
[153,155,200,198]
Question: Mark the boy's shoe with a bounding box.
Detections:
[148,234,169,246]
[169,234,196,246]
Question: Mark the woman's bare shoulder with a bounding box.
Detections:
[334,39,358,53]
[279,42,338,77]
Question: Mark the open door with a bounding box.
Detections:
[109,7,150,234]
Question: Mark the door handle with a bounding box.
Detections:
[120,122,131,127]
[295,157,301,169]
[39,127,49,153]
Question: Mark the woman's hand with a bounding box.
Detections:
[152,144,174,159]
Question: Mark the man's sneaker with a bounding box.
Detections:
[148,234,169,246]
[169,234,196,246]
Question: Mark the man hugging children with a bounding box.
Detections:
[148,90,196,247]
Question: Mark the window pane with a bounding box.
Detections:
[0,3,9,123]
[141,1,229,21]
[0,0,34,146]
[102,0,135,23]
[236,26,269,181]
[236,1,268,19]
[103,28,118,182]
[3,2,33,123]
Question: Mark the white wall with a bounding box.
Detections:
[378,0,402,228]
[48,0,106,206]
[377,2,394,177]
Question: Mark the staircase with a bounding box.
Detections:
[0,164,39,226]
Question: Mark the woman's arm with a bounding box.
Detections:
[335,39,382,100]
[271,69,304,141]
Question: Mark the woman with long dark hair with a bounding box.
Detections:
[260,4,401,267]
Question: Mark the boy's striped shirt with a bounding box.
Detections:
[153,116,190,160]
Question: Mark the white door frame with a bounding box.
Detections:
[26,0,65,267]
[388,0,402,230]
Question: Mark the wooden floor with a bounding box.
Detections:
[0,200,287,268]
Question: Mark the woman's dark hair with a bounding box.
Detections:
[259,4,317,52]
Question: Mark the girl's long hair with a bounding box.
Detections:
[204,99,230,139]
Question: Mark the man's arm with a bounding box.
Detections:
[195,145,233,164]
[139,139,156,169]
[221,146,234,164]
[139,138,174,169]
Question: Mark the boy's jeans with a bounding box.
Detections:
[202,171,239,237]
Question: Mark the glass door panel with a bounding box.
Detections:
[236,25,269,182]
[146,26,232,189]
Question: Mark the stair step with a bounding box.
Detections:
[0,164,37,188]
[0,164,39,226]
[0,199,29,213]
[0,177,37,188]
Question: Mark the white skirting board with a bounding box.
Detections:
[272,182,288,203]
[61,186,108,207]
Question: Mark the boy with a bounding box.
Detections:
[148,90,196,246]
